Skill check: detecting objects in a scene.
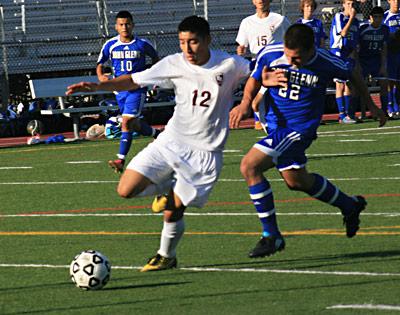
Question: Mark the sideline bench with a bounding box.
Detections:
[29,75,118,140]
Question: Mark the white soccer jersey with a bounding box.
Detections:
[131,50,250,151]
[236,12,291,55]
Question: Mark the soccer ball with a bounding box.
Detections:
[26,120,44,136]
[69,250,111,290]
[85,124,105,140]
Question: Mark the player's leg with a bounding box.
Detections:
[379,79,389,115]
[141,191,185,272]
[280,168,366,238]
[335,81,346,123]
[240,131,295,258]
[344,83,356,122]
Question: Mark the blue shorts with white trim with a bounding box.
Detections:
[254,127,314,171]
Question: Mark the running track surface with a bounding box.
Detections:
[0,112,370,148]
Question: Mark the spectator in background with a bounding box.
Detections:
[296,0,328,48]
[97,10,161,173]
[330,0,360,124]
[358,6,389,118]
[384,0,400,119]
[236,0,290,130]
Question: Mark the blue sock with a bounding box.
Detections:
[394,87,400,112]
[139,119,155,137]
[380,94,388,113]
[344,95,353,118]
[306,173,356,216]
[336,97,346,119]
[254,112,260,122]
[118,131,133,159]
[249,179,280,237]
[388,89,395,113]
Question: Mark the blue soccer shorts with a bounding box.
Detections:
[116,89,146,118]
[253,127,314,171]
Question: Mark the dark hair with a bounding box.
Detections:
[116,10,133,21]
[284,24,315,51]
[369,6,384,16]
[299,0,317,12]
[178,15,210,38]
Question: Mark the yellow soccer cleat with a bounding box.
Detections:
[140,254,177,272]
[151,195,168,213]
[254,121,263,130]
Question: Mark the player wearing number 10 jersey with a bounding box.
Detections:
[97,11,159,173]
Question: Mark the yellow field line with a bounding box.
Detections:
[1,230,400,236]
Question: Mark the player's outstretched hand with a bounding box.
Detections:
[66,82,98,95]
[229,103,251,129]
[262,66,288,88]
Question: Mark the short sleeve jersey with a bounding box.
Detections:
[97,35,158,77]
[251,44,353,137]
[330,12,360,57]
[383,10,400,55]
[131,50,250,151]
[236,12,291,55]
[358,23,389,58]
[296,18,327,47]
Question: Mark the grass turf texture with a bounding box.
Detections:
[1,120,400,314]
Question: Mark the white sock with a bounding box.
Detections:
[157,218,185,258]
[136,179,173,197]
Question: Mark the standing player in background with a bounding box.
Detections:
[296,0,327,48]
[230,24,386,259]
[97,10,160,173]
[384,0,400,119]
[358,6,389,118]
[68,16,250,272]
[330,0,360,124]
[236,0,290,131]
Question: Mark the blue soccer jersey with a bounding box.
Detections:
[358,23,389,77]
[251,44,353,137]
[330,12,360,58]
[296,18,327,47]
[97,35,158,78]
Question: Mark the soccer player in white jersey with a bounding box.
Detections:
[230,24,386,259]
[67,16,250,271]
[97,11,160,173]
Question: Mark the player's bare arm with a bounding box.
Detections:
[96,64,110,82]
[66,74,138,95]
[261,66,288,88]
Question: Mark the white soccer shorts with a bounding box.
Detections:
[126,132,223,208]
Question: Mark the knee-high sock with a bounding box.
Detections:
[117,131,133,159]
[388,89,395,113]
[336,97,346,119]
[344,95,353,118]
[139,119,156,137]
[158,218,185,258]
[249,179,280,237]
[380,93,388,113]
[305,173,356,215]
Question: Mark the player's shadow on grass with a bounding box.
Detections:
[0,281,71,292]
[103,280,190,291]
[189,249,400,269]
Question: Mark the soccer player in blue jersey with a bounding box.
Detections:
[384,0,400,118]
[359,6,389,117]
[330,0,360,123]
[230,24,386,258]
[97,11,160,173]
[296,0,327,48]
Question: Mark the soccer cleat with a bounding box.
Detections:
[248,235,285,258]
[151,195,168,213]
[140,254,177,272]
[339,116,357,124]
[108,159,125,174]
[254,121,263,130]
[343,195,367,238]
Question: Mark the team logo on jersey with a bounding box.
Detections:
[216,73,224,86]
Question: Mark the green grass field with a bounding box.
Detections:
[1,120,400,314]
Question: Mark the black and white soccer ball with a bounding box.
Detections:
[26,120,44,136]
[69,250,111,290]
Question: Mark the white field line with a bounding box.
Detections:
[337,139,376,142]
[1,176,400,185]
[327,304,400,311]
[317,125,400,134]
[2,212,400,218]
[1,263,399,277]
[0,167,33,170]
